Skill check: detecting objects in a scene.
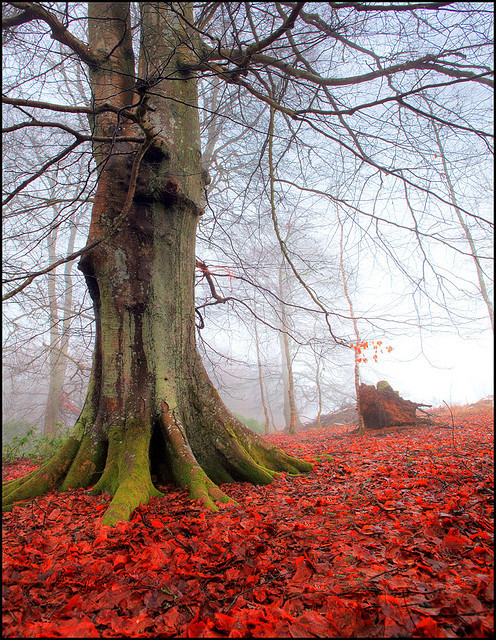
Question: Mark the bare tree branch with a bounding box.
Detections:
[7,1,100,68]
[2,139,85,207]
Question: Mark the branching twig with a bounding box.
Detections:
[3,130,154,302]
[443,400,457,451]
[267,104,346,346]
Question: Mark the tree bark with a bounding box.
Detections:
[278,261,302,434]
[338,212,365,433]
[2,2,311,526]
[254,303,271,436]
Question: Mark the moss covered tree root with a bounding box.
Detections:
[2,384,312,526]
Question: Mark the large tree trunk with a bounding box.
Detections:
[2,2,311,526]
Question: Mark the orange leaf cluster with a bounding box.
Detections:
[349,340,392,363]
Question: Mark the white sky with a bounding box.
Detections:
[357,329,494,407]
[339,198,494,409]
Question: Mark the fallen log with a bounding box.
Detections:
[358,381,433,430]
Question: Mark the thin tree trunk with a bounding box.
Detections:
[338,212,365,433]
[44,206,80,436]
[253,303,270,435]
[44,225,64,436]
[267,394,277,433]
[278,262,299,434]
[430,116,494,332]
[314,353,323,429]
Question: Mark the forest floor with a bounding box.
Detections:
[2,403,493,638]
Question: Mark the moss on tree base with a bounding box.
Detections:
[2,403,312,526]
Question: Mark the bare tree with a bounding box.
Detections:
[253,302,271,435]
[338,211,365,433]
[429,112,494,331]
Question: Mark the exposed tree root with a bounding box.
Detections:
[3,392,313,525]
[160,401,234,511]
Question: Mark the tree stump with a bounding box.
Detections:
[358,381,432,430]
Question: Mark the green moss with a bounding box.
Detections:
[90,425,123,495]
[315,454,336,463]
[258,446,312,475]
[228,452,276,484]
[171,458,234,511]
[61,433,107,491]
[102,471,162,526]
[377,380,391,390]
[199,458,235,484]
[95,419,163,526]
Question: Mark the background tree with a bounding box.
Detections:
[253,302,272,435]
[278,258,303,434]
[338,210,365,433]
[429,109,494,332]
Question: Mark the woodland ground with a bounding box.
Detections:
[2,403,493,638]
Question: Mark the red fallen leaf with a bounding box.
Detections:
[414,616,445,637]
[149,517,165,528]
[301,591,327,607]
[483,579,494,602]
[186,607,209,637]
[297,497,313,509]
[472,545,490,555]
[383,500,397,510]
[93,527,109,546]
[289,610,335,637]
[324,596,372,636]
[22,545,42,557]
[291,555,314,585]
[58,593,83,616]
[112,553,128,569]
[361,524,382,534]
[159,606,183,634]
[386,574,410,590]
[28,616,100,637]
[378,594,415,635]
[439,528,470,553]
[253,585,268,602]
[143,589,168,610]
[186,618,222,637]
[95,609,121,626]
[351,544,375,562]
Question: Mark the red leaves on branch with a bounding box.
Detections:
[349,339,393,363]
[2,403,493,637]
